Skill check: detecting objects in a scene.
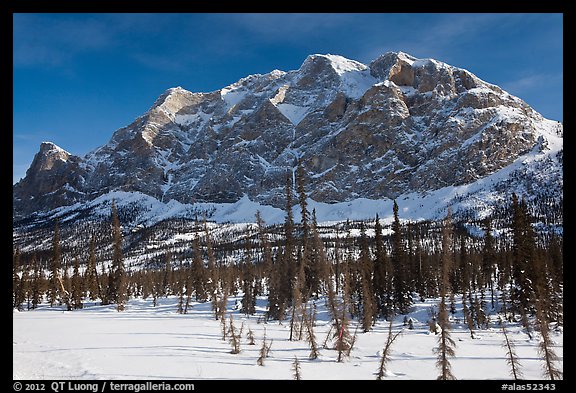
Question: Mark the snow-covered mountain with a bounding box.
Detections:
[13,51,563,227]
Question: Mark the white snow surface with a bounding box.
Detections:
[220,85,248,109]
[276,103,310,125]
[41,141,71,156]
[13,296,563,380]
[321,54,367,75]
[320,54,377,99]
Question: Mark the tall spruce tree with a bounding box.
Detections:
[48,220,62,307]
[373,214,393,318]
[481,218,497,306]
[85,236,100,301]
[296,159,309,242]
[13,248,21,309]
[310,209,329,298]
[31,255,44,310]
[110,200,127,311]
[241,234,256,315]
[435,210,457,380]
[100,263,111,305]
[256,211,273,279]
[177,260,185,314]
[61,260,72,311]
[535,302,562,380]
[191,223,207,302]
[204,218,222,319]
[283,172,297,324]
[162,252,173,297]
[510,194,537,336]
[358,223,375,332]
[284,172,296,299]
[391,201,412,314]
[21,262,33,310]
[71,257,84,309]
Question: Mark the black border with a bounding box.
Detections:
[7,1,571,389]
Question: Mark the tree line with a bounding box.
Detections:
[13,161,562,379]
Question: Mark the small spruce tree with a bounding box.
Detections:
[292,356,302,380]
[501,319,523,380]
[376,320,402,380]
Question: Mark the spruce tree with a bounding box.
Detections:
[255,211,273,282]
[358,223,375,332]
[296,159,309,242]
[462,292,475,339]
[228,315,241,354]
[304,305,319,359]
[204,219,222,320]
[99,263,111,305]
[266,251,285,321]
[284,172,296,301]
[85,236,100,301]
[501,320,523,380]
[61,260,72,311]
[23,263,33,310]
[191,225,207,302]
[435,210,457,380]
[391,200,412,314]
[111,201,127,311]
[257,328,272,366]
[183,261,193,314]
[481,218,497,305]
[289,257,304,341]
[16,261,31,311]
[292,356,302,380]
[297,160,317,299]
[310,209,329,299]
[285,172,300,334]
[48,221,62,307]
[13,248,21,309]
[535,292,562,380]
[246,327,256,345]
[162,252,173,297]
[511,194,537,337]
[335,274,353,362]
[177,260,185,314]
[241,234,256,315]
[376,320,402,380]
[31,256,44,310]
[373,214,393,318]
[71,257,84,309]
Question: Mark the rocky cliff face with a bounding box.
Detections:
[13,51,563,222]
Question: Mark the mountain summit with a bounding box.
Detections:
[13,52,562,225]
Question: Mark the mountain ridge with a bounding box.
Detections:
[13,51,563,227]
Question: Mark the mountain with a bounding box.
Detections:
[13,51,563,227]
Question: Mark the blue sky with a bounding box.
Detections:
[13,13,563,184]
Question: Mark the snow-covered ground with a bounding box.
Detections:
[13,296,562,380]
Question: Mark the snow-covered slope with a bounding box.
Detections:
[13,295,563,380]
[13,51,563,229]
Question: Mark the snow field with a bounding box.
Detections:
[13,296,562,380]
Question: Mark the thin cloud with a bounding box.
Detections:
[14,132,53,142]
[13,14,173,68]
[359,14,541,63]
[14,14,115,67]
[502,72,563,95]
[225,13,354,40]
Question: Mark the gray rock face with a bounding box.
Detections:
[13,52,562,219]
